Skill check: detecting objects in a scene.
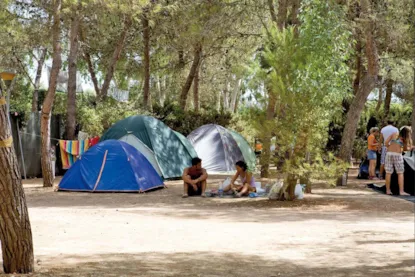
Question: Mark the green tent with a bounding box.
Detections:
[100,115,197,179]
[228,130,256,172]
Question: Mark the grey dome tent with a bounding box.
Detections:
[187,124,256,173]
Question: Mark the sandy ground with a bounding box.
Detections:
[1,175,414,277]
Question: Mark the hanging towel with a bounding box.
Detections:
[59,139,90,169]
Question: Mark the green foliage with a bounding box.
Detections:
[248,0,352,181]
[152,102,233,136]
[76,95,146,136]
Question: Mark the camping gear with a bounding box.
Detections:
[59,139,90,169]
[58,140,164,192]
[295,184,304,200]
[357,158,369,179]
[100,115,197,179]
[268,181,284,200]
[187,124,256,173]
[390,151,415,196]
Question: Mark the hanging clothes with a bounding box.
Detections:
[89,136,100,147]
[59,139,90,169]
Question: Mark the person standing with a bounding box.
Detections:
[384,126,412,195]
[367,127,380,180]
[379,120,399,178]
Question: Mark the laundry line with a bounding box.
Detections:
[19,131,67,144]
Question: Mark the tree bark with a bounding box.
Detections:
[375,76,383,112]
[156,75,166,107]
[41,0,62,188]
[100,16,132,99]
[179,43,202,110]
[276,0,288,30]
[178,50,185,69]
[84,51,100,96]
[193,63,200,112]
[261,0,287,178]
[290,0,301,34]
[383,78,393,121]
[352,38,362,96]
[0,86,34,273]
[338,0,379,165]
[32,48,47,112]
[142,7,152,111]
[261,86,276,178]
[230,78,241,113]
[216,90,221,112]
[267,0,278,22]
[66,2,81,140]
[412,65,415,143]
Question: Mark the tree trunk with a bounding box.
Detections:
[142,7,152,111]
[234,92,240,112]
[352,38,362,96]
[290,0,301,34]
[32,48,47,112]
[84,52,100,96]
[80,27,100,96]
[41,0,62,188]
[66,2,81,140]
[156,76,165,107]
[338,0,379,165]
[300,175,312,193]
[100,16,132,99]
[216,90,221,112]
[230,78,241,113]
[412,65,415,144]
[267,0,278,22]
[383,78,393,121]
[0,88,34,273]
[193,63,200,112]
[261,86,276,178]
[178,50,185,69]
[179,43,202,110]
[339,75,378,163]
[278,173,297,200]
[276,0,288,30]
[261,0,288,178]
[375,77,383,112]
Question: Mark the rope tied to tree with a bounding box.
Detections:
[0,136,13,148]
[0,97,6,105]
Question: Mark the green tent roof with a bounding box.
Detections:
[100,115,197,179]
[228,130,256,172]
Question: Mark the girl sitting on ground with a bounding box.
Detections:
[384,126,412,196]
[223,161,256,198]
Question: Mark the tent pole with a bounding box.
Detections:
[16,118,27,179]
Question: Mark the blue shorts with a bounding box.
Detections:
[367,150,377,160]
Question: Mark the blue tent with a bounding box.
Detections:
[58,140,164,192]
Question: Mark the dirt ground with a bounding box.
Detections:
[1,175,414,277]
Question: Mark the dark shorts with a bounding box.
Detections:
[187,182,202,196]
